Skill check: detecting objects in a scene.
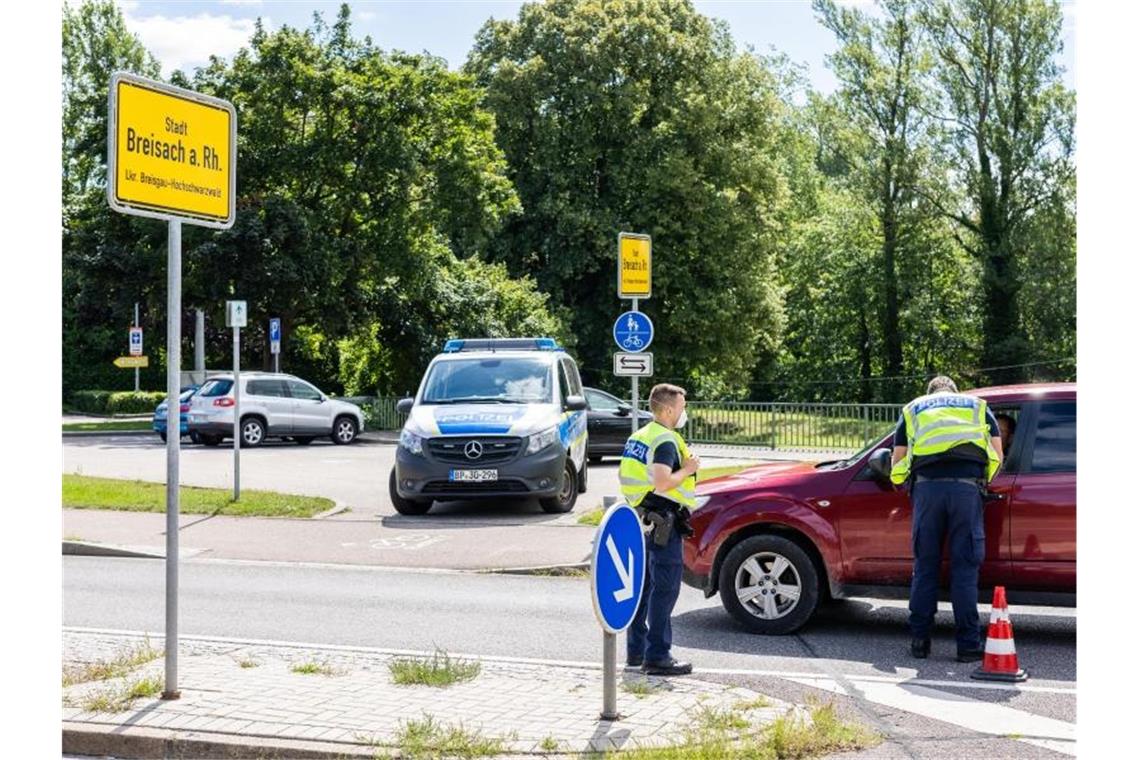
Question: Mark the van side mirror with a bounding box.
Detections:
[867,448,893,483]
[396,397,414,414]
[564,395,588,411]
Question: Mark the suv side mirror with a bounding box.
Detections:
[396,397,414,414]
[616,403,632,416]
[564,395,588,411]
[867,448,893,483]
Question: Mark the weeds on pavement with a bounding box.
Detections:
[62,638,161,687]
[74,674,163,713]
[394,714,509,759]
[389,648,481,688]
[290,659,342,676]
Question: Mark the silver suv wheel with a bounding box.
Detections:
[334,417,357,444]
[242,419,264,447]
[733,551,802,620]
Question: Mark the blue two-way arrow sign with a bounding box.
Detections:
[591,503,646,633]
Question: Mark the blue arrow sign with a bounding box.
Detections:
[269,318,281,342]
[591,503,646,634]
[613,311,654,352]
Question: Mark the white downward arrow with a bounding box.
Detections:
[606,535,636,602]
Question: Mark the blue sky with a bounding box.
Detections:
[118,0,1076,94]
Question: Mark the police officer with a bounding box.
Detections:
[890,375,1003,662]
[619,383,700,676]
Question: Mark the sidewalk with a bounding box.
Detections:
[63,629,790,758]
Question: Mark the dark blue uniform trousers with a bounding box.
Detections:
[626,530,683,664]
[909,479,985,650]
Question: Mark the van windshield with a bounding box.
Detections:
[421,358,553,404]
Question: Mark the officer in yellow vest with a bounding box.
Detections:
[890,375,1003,662]
[619,383,700,676]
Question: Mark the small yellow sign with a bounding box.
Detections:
[108,72,236,228]
[618,232,652,299]
[114,356,150,369]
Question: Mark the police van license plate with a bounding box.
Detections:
[449,469,498,482]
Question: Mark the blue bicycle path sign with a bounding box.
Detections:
[612,311,654,352]
[591,502,646,634]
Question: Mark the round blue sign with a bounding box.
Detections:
[613,311,654,352]
[591,503,646,634]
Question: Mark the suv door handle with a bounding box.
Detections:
[983,490,1008,503]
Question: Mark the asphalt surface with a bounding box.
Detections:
[65,556,1076,758]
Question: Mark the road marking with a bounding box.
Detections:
[367,535,448,551]
[784,674,1075,756]
[63,626,1074,694]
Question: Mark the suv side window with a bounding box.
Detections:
[287,380,323,401]
[247,379,286,397]
[1029,401,1076,473]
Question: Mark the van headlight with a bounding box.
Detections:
[525,425,559,455]
[399,428,424,456]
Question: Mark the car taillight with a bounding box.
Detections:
[179,404,190,412]
[213,397,235,407]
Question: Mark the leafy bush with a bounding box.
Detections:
[70,390,166,415]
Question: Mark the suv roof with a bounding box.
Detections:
[968,382,1076,402]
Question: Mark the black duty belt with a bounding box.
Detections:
[914,475,982,485]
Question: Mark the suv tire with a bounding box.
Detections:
[540,459,578,514]
[389,469,432,516]
[240,416,266,448]
[718,534,820,635]
[332,416,358,445]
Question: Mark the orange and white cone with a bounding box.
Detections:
[971,586,1028,682]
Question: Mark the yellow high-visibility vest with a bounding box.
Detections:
[890,392,1001,485]
[619,420,697,508]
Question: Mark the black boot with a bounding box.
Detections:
[910,638,931,659]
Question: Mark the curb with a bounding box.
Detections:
[62,540,207,560]
[311,499,350,519]
[486,562,591,577]
[63,722,377,760]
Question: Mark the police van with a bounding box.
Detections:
[390,338,589,515]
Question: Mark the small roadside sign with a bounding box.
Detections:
[613,311,654,352]
[114,356,149,368]
[591,503,646,634]
[269,318,281,354]
[226,300,247,328]
[618,232,651,299]
[129,327,143,356]
[614,352,653,377]
[107,72,236,229]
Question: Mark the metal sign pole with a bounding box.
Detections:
[602,632,618,720]
[134,302,140,392]
[163,220,182,700]
[233,325,241,501]
[631,297,639,435]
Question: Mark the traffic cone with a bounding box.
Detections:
[971,586,1028,682]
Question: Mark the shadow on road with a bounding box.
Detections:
[672,597,1076,690]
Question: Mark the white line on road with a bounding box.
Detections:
[64,626,1075,694]
[785,674,1076,756]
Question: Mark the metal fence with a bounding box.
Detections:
[342,396,902,453]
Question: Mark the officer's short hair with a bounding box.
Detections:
[649,383,687,414]
[927,375,958,394]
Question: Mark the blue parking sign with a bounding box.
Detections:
[591,503,646,633]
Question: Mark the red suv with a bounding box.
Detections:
[683,383,1076,634]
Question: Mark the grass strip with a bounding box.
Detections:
[389,649,481,688]
[63,474,334,518]
[63,420,154,432]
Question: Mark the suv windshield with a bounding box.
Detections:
[421,358,553,404]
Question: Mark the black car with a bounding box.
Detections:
[584,387,653,462]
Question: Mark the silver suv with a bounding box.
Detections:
[187,372,365,447]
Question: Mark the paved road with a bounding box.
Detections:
[65,556,1076,757]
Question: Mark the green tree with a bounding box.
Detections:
[465,0,789,396]
[814,0,932,401]
[921,0,1075,383]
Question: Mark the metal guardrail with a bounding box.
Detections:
[341,396,901,453]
